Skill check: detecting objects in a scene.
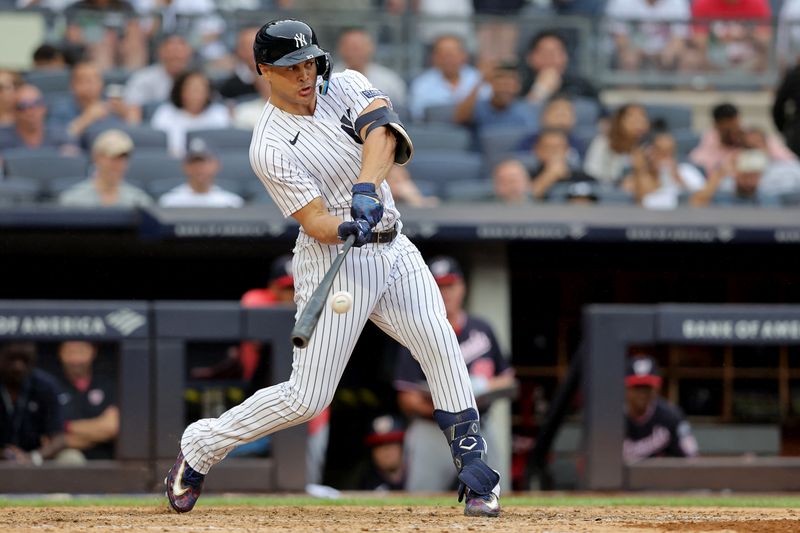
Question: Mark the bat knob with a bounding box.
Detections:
[291,334,309,349]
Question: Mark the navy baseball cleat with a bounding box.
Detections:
[464,491,501,518]
[165,451,205,513]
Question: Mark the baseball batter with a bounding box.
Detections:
[165,19,500,517]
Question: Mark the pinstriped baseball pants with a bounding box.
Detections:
[182,233,477,474]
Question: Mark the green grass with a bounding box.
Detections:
[1,494,800,509]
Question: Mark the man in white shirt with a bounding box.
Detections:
[408,35,487,121]
[124,34,193,121]
[159,137,244,208]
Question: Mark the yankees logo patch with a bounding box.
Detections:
[294,33,307,47]
[458,436,478,451]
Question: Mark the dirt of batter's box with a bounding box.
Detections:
[1,505,799,532]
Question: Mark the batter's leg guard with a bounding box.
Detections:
[433,408,501,516]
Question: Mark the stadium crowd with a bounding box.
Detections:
[1,0,800,208]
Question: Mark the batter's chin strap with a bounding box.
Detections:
[433,408,500,502]
[353,106,414,166]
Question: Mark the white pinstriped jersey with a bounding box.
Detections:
[249,69,399,233]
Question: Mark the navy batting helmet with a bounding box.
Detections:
[253,19,332,93]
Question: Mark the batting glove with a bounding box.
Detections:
[350,183,384,228]
[338,219,372,247]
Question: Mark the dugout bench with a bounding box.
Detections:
[0,301,304,493]
[582,304,800,491]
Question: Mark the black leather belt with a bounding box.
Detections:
[369,224,397,244]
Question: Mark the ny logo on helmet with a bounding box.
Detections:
[294,33,307,48]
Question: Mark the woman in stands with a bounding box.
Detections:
[150,70,230,157]
[583,103,650,185]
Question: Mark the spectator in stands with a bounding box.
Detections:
[159,137,244,208]
[0,84,76,155]
[773,64,800,157]
[690,0,772,73]
[31,43,67,71]
[493,158,532,204]
[0,69,22,129]
[336,27,408,108]
[124,34,193,121]
[394,256,515,491]
[55,341,119,461]
[473,0,525,64]
[584,103,650,185]
[520,95,586,158]
[531,128,597,200]
[356,414,406,491]
[624,355,698,463]
[454,62,538,132]
[233,75,271,131]
[690,149,780,207]
[408,35,486,122]
[624,127,706,209]
[48,61,133,139]
[59,128,153,207]
[0,342,66,466]
[690,103,795,176]
[521,31,600,108]
[64,0,148,71]
[136,0,227,68]
[150,70,230,157]
[605,0,691,72]
[218,26,260,100]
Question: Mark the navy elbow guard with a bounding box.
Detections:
[354,106,414,165]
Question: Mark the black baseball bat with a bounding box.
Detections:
[291,234,357,348]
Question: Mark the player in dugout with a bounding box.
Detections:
[624,355,699,463]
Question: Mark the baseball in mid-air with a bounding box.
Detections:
[329,290,353,314]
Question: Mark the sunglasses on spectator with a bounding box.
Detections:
[16,98,45,110]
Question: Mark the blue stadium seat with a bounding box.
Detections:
[84,124,169,151]
[442,179,495,202]
[672,128,701,159]
[573,97,602,128]
[24,69,70,93]
[478,125,535,158]
[3,150,89,182]
[126,153,182,184]
[407,124,471,152]
[645,103,694,130]
[406,151,484,194]
[187,128,253,152]
[423,104,457,124]
[142,101,164,122]
[48,176,87,197]
[217,152,258,183]
[780,191,800,206]
[0,177,42,206]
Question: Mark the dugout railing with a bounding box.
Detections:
[582,303,800,491]
[0,300,303,494]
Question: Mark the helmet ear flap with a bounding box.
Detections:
[317,52,332,95]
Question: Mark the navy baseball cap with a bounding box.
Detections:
[565,180,598,202]
[427,256,463,286]
[625,356,662,389]
[268,254,293,288]
[185,137,217,161]
[364,414,405,447]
